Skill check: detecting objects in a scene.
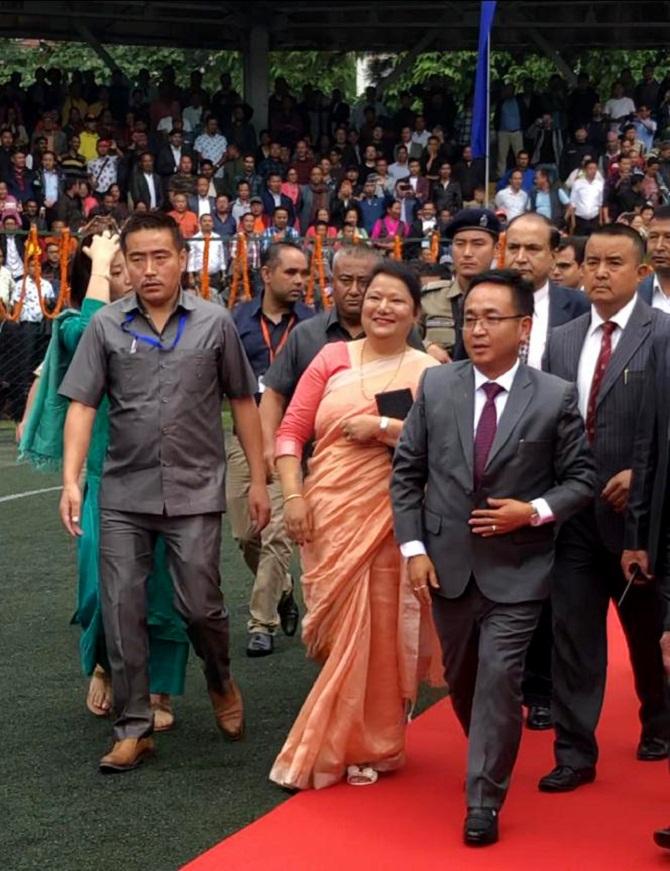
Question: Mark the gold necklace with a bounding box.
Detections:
[359,339,407,400]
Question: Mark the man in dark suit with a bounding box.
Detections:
[391,269,594,846]
[155,128,192,197]
[261,173,296,227]
[129,152,164,210]
[539,224,670,795]
[499,212,591,728]
[636,206,670,311]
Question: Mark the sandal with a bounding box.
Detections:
[347,764,378,786]
[86,666,112,717]
[150,694,175,732]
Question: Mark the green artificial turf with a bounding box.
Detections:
[0,424,444,871]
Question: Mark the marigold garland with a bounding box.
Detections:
[0,225,74,322]
[496,231,506,268]
[305,235,329,308]
[228,232,251,309]
[392,234,403,261]
[430,229,440,263]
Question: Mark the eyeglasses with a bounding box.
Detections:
[462,314,525,330]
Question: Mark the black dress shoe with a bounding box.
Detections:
[654,826,670,849]
[246,633,274,657]
[464,808,499,846]
[637,737,669,761]
[277,590,299,637]
[526,704,553,730]
[538,765,596,792]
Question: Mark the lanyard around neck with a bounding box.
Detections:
[121,311,187,352]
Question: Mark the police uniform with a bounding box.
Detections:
[420,208,501,357]
[419,277,464,356]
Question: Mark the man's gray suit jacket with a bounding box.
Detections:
[391,361,595,603]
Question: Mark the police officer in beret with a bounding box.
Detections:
[419,208,501,362]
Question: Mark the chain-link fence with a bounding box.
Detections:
[0,318,50,422]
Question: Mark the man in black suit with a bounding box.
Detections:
[636,206,670,311]
[129,152,164,211]
[539,224,670,795]
[392,269,594,845]
[261,173,296,227]
[504,212,590,729]
[155,128,192,197]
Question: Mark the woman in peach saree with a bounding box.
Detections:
[270,261,441,791]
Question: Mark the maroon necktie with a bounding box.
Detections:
[585,321,616,443]
[474,382,505,489]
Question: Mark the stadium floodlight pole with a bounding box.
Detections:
[485,23,491,206]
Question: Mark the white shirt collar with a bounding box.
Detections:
[534,281,550,303]
[653,273,670,300]
[587,294,638,338]
[473,360,520,393]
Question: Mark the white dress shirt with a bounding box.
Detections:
[144,172,157,209]
[527,282,550,370]
[652,275,670,314]
[569,177,603,219]
[187,232,226,275]
[197,195,212,217]
[400,360,553,558]
[10,276,55,322]
[576,295,637,419]
[494,186,529,221]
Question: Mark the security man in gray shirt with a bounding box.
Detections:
[59,213,270,773]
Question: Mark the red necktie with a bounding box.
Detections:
[474,382,505,488]
[585,321,616,443]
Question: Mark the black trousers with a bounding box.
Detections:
[574,216,600,236]
[431,579,542,810]
[551,509,670,769]
[100,509,231,741]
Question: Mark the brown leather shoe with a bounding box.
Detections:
[209,679,244,740]
[99,737,155,774]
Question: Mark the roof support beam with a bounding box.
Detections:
[73,20,120,72]
[373,29,437,96]
[525,27,578,87]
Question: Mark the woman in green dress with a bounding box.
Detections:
[19,225,189,730]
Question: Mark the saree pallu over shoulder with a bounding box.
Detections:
[270,346,442,790]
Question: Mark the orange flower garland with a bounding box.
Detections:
[228,232,251,309]
[496,231,506,268]
[0,226,75,322]
[306,234,330,308]
[392,234,403,261]
[430,229,440,263]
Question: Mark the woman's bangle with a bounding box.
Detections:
[284,493,304,504]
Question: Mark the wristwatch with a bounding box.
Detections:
[379,416,390,432]
[529,507,542,527]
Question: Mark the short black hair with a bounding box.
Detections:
[464,269,535,318]
[588,223,645,263]
[652,205,670,222]
[557,235,587,265]
[261,240,305,270]
[365,259,422,313]
[120,211,185,253]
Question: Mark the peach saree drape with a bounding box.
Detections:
[270,343,442,791]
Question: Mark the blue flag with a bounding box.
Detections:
[471,1,497,159]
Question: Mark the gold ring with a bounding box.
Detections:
[492,524,496,532]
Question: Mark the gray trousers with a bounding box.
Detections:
[431,579,542,810]
[100,509,230,741]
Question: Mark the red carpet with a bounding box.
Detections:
[184,613,669,870]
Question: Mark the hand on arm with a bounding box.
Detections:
[60,401,97,536]
[469,498,535,536]
[426,343,451,364]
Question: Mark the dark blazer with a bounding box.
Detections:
[261,190,296,226]
[637,273,654,306]
[155,143,193,178]
[391,361,595,602]
[432,179,462,213]
[0,232,25,264]
[187,194,217,216]
[625,318,670,577]
[546,297,669,552]
[129,170,165,210]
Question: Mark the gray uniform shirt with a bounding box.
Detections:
[59,289,257,516]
